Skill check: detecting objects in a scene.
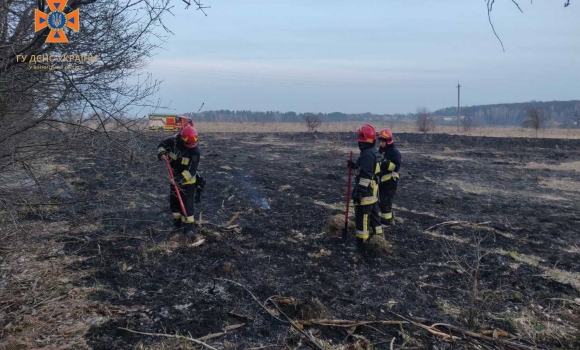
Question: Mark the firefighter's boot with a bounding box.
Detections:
[345,237,365,252]
[183,224,197,242]
[381,213,395,228]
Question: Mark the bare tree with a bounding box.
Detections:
[416,107,435,133]
[461,110,476,132]
[522,107,548,137]
[441,228,499,330]
[302,113,321,133]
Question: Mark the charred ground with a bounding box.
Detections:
[1,131,579,349]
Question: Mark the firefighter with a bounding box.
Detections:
[377,128,401,226]
[157,125,205,240]
[346,124,383,249]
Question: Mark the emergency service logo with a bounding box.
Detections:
[34,0,80,43]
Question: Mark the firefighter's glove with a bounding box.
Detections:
[346,160,357,169]
[352,185,365,205]
[171,174,183,185]
[157,150,168,160]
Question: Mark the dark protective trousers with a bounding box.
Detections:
[355,203,383,241]
[170,184,196,232]
[379,179,398,222]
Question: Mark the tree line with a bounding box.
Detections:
[433,100,580,127]
[184,99,580,128]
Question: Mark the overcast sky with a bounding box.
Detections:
[138,0,580,115]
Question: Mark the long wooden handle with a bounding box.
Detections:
[163,156,187,216]
[343,151,353,243]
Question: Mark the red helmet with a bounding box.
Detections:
[357,124,376,143]
[180,125,199,148]
[377,128,394,145]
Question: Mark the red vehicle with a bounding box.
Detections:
[148,114,194,131]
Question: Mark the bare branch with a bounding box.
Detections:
[487,0,505,52]
[118,327,220,350]
[182,0,210,15]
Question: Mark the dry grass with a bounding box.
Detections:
[444,179,573,201]
[436,299,464,318]
[444,179,493,195]
[395,205,439,219]
[278,184,292,192]
[534,193,574,201]
[133,338,195,350]
[538,178,580,193]
[307,248,333,259]
[143,122,580,139]
[322,214,354,236]
[564,244,580,254]
[523,161,580,172]
[500,306,580,345]
[493,249,580,291]
[0,221,100,350]
[365,235,393,257]
[140,236,184,258]
[298,298,329,319]
[312,200,348,212]
[424,230,470,244]
[428,154,475,163]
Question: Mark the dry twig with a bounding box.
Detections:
[268,299,325,350]
[214,278,288,324]
[215,278,324,350]
[392,313,543,350]
[298,319,406,328]
[425,220,491,232]
[201,221,242,233]
[119,327,220,350]
[433,323,541,350]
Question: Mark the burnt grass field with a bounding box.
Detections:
[2,131,580,350]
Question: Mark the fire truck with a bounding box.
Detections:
[147,114,194,131]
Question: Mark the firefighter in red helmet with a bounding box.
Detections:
[157,125,205,241]
[346,124,383,250]
[377,128,401,227]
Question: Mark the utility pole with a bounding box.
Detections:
[457,82,461,132]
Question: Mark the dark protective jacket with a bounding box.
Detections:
[378,143,401,183]
[158,135,201,185]
[353,143,382,205]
